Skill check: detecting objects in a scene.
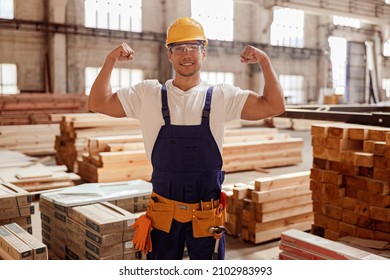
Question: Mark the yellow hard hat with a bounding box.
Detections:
[165,17,208,48]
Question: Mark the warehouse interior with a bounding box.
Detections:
[0,0,390,261]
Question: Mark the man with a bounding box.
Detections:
[88,17,285,260]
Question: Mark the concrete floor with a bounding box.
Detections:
[30,128,313,260]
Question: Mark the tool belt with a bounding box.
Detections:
[146,192,225,238]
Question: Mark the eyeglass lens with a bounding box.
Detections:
[171,44,202,55]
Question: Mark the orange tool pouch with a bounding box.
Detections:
[146,192,225,238]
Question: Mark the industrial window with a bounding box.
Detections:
[329,37,347,95]
[85,67,143,95]
[384,39,390,57]
[279,75,304,105]
[383,79,390,98]
[270,8,304,48]
[0,0,13,19]
[333,16,361,28]
[385,0,390,4]
[0,63,18,94]
[200,72,234,85]
[84,0,142,32]
[191,0,233,41]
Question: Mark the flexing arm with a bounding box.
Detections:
[88,43,135,118]
[240,45,285,120]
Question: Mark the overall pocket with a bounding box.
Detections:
[147,200,174,233]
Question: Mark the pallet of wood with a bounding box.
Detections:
[224,171,313,244]
[54,113,142,172]
[39,179,151,259]
[266,117,331,131]
[0,124,59,155]
[278,229,387,260]
[0,150,80,194]
[75,126,303,183]
[0,93,88,125]
[0,182,34,234]
[310,123,390,243]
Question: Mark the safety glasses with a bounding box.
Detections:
[169,43,204,55]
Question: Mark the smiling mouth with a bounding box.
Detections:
[180,62,194,66]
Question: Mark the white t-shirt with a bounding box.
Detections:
[116,79,250,160]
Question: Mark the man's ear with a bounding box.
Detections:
[202,49,207,61]
[167,50,172,62]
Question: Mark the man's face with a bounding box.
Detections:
[167,40,206,78]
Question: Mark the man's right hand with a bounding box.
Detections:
[107,42,135,62]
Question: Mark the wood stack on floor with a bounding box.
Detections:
[266,117,330,131]
[0,124,59,155]
[76,126,304,183]
[310,123,390,242]
[0,150,80,194]
[222,128,303,172]
[0,93,88,125]
[38,179,152,259]
[0,223,48,260]
[224,171,313,244]
[0,182,34,234]
[77,134,151,182]
[54,113,142,172]
[278,229,387,260]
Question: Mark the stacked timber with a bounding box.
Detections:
[0,93,88,125]
[0,182,34,234]
[39,179,151,259]
[0,223,48,260]
[266,117,331,131]
[0,124,59,155]
[224,171,313,244]
[310,123,390,242]
[54,113,141,172]
[222,131,304,172]
[0,150,80,194]
[76,127,303,182]
[278,229,387,260]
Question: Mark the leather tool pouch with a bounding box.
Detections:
[192,207,224,238]
[147,199,174,233]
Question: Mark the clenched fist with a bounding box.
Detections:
[240,45,268,64]
[107,42,135,62]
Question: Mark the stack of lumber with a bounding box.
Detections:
[0,150,38,168]
[77,127,303,183]
[0,182,34,234]
[338,236,390,258]
[266,117,331,131]
[0,93,88,125]
[310,123,390,242]
[54,113,142,172]
[65,202,142,260]
[39,179,151,259]
[77,136,151,182]
[0,150,80,194]
[0,223,48,260]
[222,128,303,172]
[278,229,387,260]
[224,171,313,244]
[0,124,59,155]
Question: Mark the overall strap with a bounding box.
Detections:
[201,86,214,125]
[160,84,170,125]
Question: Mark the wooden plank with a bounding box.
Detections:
[254,171,310,191]
[251,183,311,203]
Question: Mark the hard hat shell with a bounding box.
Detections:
[165,17,208,48]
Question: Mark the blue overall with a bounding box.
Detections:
[147,84,225,260]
